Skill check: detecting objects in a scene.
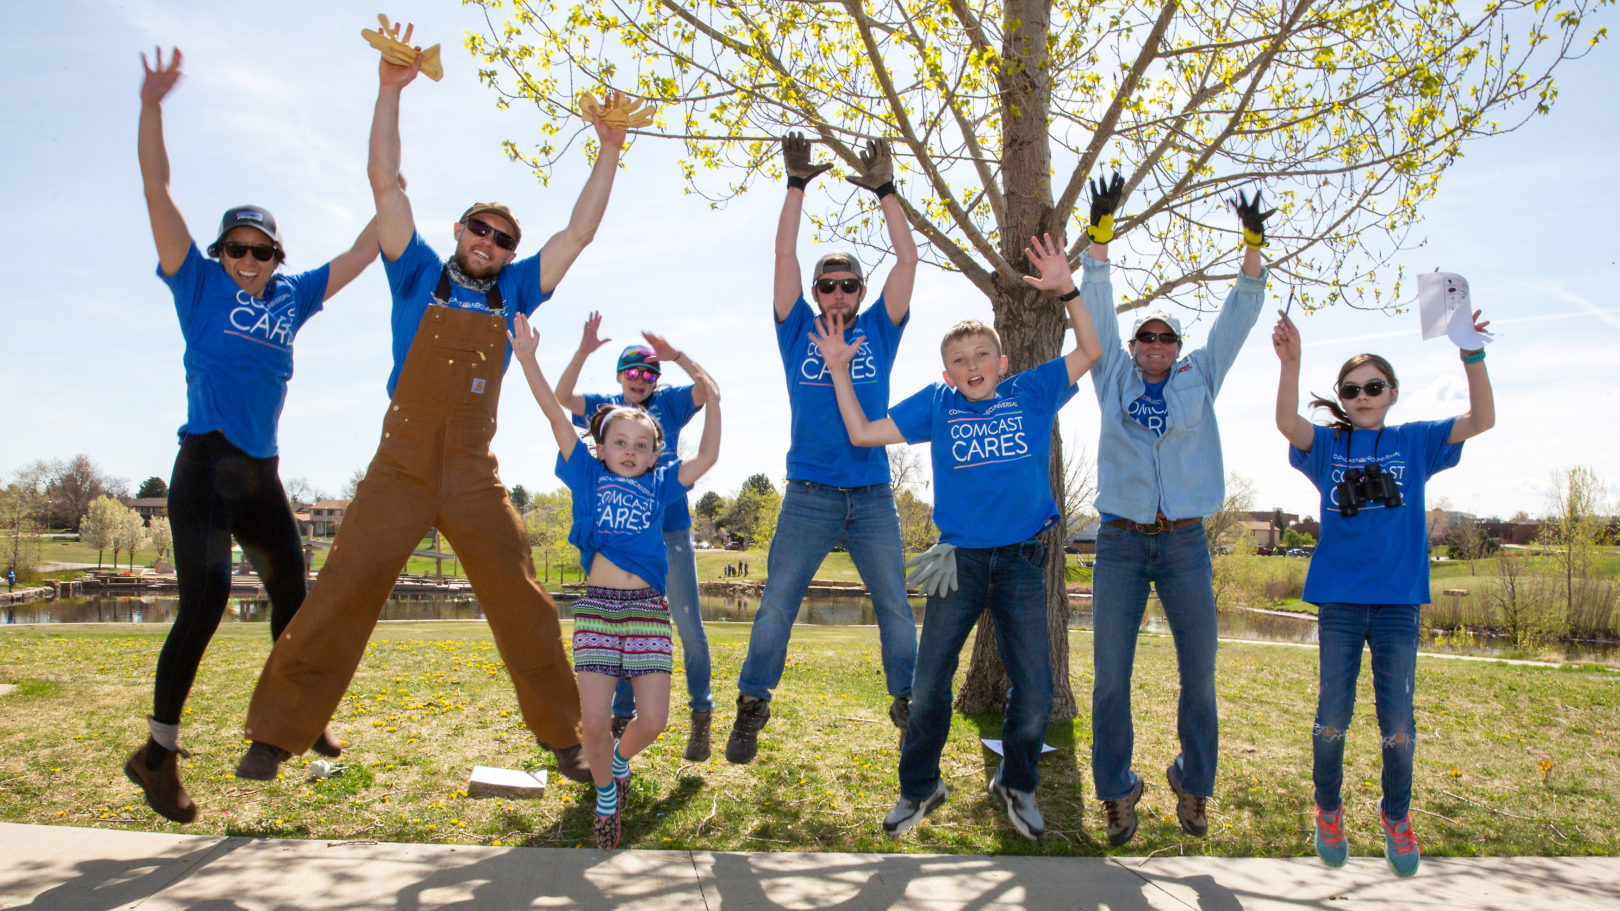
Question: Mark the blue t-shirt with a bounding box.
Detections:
[890,358,1078,549]
[1290,419,1462,605]
[573,386,701,531]
[556,439,690,592]
[159,243,329,458]
[776,296,907,486]
[381,231,550,397]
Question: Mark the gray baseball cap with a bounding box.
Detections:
[812,251,863,283]
[1130,308,1183,339]
[207,205,283,257]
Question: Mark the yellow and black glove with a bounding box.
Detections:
[1087,170,1125,244]
[1230,188,1277,249]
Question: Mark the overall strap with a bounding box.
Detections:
[433,265,504,315]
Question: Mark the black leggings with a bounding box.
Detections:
[153,432,307,725]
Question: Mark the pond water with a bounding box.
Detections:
[7,591,1616,663]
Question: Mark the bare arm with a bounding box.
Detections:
[508,314,584,457]
[537,100,628,294]
[878,192,917,326]
[641,331,715,408]
[138,47,190,276]
[773,188,807,322]
[554,311,610,415]
[1271,313,1315,451]
[809,314,905,447]
[321,216,382,301]
[368,53,423,261]
[677,381,721,488]
[1022,234,1101,383]
[1447,310,1496,444]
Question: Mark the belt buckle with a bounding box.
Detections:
[1143,516,1170,535]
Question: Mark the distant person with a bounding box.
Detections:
[1084,177,1271,846]
[812,232,1103,841]
[724,133,919,764]
[124,46,381,825]
[509,314,721,850]
[236,43,630,786]
[554,313,721,762]
[6,568,15,592]
[1273,307,1494,876]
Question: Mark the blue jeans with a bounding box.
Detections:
[899,539,1052,799]
[613,527,713,717]
[1312,602,1419,819]
[1090,521,1219,800]
[737,480,917,701]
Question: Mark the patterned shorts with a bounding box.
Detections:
[571,586,674,677]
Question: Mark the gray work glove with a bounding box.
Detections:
[905,542,958,599]
[845,138,896,199]
[783,131,832,188]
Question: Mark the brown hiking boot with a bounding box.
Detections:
[1167,762,1209,837]
[234,740,291,781]
[684,710,712,762]
[1103,774,1145,847]
[125,740,196,824]
[312,727,343,758]
[553,743,592,783]
[724,696,770,764]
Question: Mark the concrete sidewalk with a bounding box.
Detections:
[2,823,1616,910]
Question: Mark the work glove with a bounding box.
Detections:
[845,139,897,200]
[578,92,657,129]
[905,542,958,599]
[783,132,833,189]
[1087,170,1125,244]
[1230,188,1277,249]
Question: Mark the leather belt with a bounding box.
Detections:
[1103,515,1201,535]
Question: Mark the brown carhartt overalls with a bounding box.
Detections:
[244,300,581,753]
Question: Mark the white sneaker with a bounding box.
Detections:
[988,769,1045,841]
[882,781,948,836]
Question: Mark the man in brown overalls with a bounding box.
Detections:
[235,51,630,784]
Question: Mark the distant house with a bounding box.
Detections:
[1065,517,1101,555]
[1477,519,1542,546]
[309,499,351,538]
[1242,520,1282,551]
[120,497,168,526]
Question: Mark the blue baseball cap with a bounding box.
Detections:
[616,345,660,376]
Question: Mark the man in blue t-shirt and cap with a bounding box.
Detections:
[238,47,634,787]
[723,132,921,764]
[1081,175,1273,847]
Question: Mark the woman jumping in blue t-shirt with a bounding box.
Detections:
[124,46,381,825]
[1272,307,1495,876]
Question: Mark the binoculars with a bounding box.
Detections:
[1337,462,1402,517]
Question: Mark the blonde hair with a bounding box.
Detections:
[939,320,1002,360]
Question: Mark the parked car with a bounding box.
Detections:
[724,541,744,551]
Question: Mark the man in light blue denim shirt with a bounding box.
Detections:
[1079,179,1272,847]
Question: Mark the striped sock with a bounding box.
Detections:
[595,782,617,816]
[612,743,630,779]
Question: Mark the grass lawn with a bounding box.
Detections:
[3,622,1616,857]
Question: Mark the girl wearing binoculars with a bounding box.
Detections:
[1271,308,1495,877]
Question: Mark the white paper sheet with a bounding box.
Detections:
[980,738,1058,756]
[1417,271,1495,349]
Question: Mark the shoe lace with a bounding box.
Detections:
[1104,799,1124,828]
[1317,808,1346,845]
[1384,814,1422,856]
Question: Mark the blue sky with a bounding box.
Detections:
[4,2,1617,522]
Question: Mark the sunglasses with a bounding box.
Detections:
[222,241,279,262]
[1134,331,1180,345]
[621,366,660,384]
[1338,380,1391,399]
[815,278,863,295]
[464,218,518,251]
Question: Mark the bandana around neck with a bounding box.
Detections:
[446,258,497,294]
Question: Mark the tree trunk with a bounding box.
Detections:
[956,0,1077,720]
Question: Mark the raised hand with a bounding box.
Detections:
[845,139,896,197]
[140,46,183,105]
[783,132,833,186]
[808,312,857,369]
[586,90,632,149]
[1087,170,1125,243]
[1230,188,1277,249]
[640,330,680,363]
[508,313,540,361]
[1271,310,1301,365]
[579,311,611,354]
[1021,234,1075,293]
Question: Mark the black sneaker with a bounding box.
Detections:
[882,781,948,835]
[724,696,771,764]
[1102,774,1145,847]
[684,710,712,762]
[1166,762,1208,837]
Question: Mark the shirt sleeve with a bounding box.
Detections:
[1016,357,1079,412]
[157,242,208,321]
[663,385,700,427]
[573,393,614,430]
[554,438,595,492]
[659,462,692,505]
[1421,418,1464,475]
[383,231,437,304]
[775,296,814,365]
[888,385,937,445]
[1288,423,1333,489]
[859,293,908,367]
[498,250,552,317]
[288,265,331,332]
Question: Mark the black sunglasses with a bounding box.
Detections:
[1338,380,1391,399]
[1134,331,1180,345]
[816,278,863,295]
[222,241,278,262]
[464,218,518,251]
